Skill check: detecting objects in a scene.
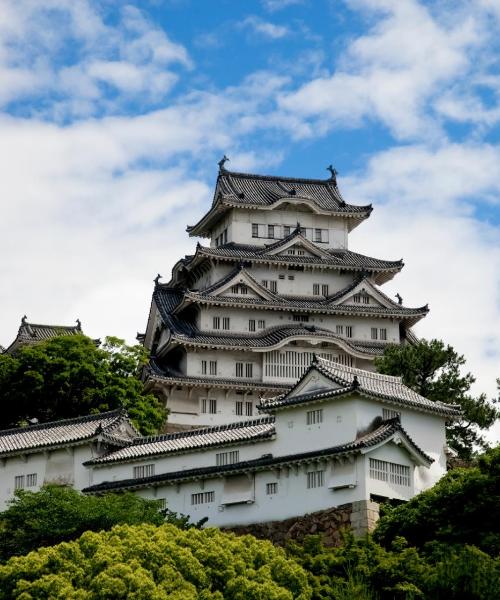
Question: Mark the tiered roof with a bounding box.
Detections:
[83,417,432,494]
[3,317,83,354]
[260,357,461,418]
[0,410,138,458]
[187,168,372,237]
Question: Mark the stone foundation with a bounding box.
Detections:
[223,501,379,547]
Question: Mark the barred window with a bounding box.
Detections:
[245,401,253,416]
[191,491,215,505]
[223,317,230,330]
[216,450,239,466]
[231,285,239,293]
[258,320,265,329]
[133,464,155,479]
[235,401,243,416]
[346,326,353,338]
[283,226,291,236]
[336,325,344,335]
[369,458,410,487]
[240,285,248,295]
[314,228,322,242]
[249,319,256,332]
[293,314,309,322]
[213,316,220,329]
[371,328,378,340]
[201,360,207,375]
[353,294,361,303]
[279,274,285,280]
[288,275,294,280]
[363,295,370,304]
[268,225,275,239]
[321,284,329,296]
[261,279,268,288]
[270,280,277,293]
[14,475,24,490]
[209,361,217,375]
[236,362,244,377]
[380,328,387,340]
[245,363,253,378]
[266,482,278,495]
[307,470,325,489]
[252,223,259,238]
[313,283,320,295]
[26,473,37,488]
[209,399,217,414]
[306,409,323,425]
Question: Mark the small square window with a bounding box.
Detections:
[266,482,278,495]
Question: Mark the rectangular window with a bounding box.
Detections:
[371,328,378,340]
[210,361,217,375]
[216,450,240,466]
[258,319,265,329]
[306,470,325,489]
[287,249,296,255]
[314,228,322,242]
[240,285,248,295]
[288,275,295,280]
[363,295,370,304]
[249,319,256,332]
[266,482,278,495]
[245,363,253,378]
[270,280,277,293]
[235,401,243,416]
[297,249,305,256]
[213,316,220,330]
[369,458,410,487]
[380,328,387,341]
[252,223,259,238]
[268,225,275,238]
[293,314,309,322]
[222,317,230,330]
[353,294,361,303]
[236,362,244,377]
[245,401,253,416]
[279,274,285,280]
[231,285,238,294]
[26,473,37,488]
[191,491,215,505]
[209,399,217,414]
[223,229,228,244]
[313,283,320,295]
[14,475,24,490]
[322,284,329,296]
[283,226,291,237]
[346,326,353,338]
[382,408,401,420]
[133,464,155,479]
[201,360,207,375]
[336,325,344,335]
[261,280,268,288]
[306,409,323,425]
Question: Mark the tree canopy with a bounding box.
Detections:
[0,334,165,434]
[0,485,165,562]
[374,339,499,458]
[373,445,500,556]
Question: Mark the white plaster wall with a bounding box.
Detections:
[362,445,416,501]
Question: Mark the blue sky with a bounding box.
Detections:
[0,0,499,429]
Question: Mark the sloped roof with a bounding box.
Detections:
[187,169,372,237]
[260,358,461,418]
[85,417,275,465]
[83,418,432,494]
[4,317,83,354]
[0,410,137,458]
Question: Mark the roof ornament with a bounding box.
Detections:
[218,155,230,171]
[395,293,403,305]
[327,165,338,186]
[154,274,162,287]
[288,188,296,196]
[352,375,359,389]
[76,318,82,331]
[21,315,28,325]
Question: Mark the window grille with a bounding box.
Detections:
[363,294,370,304]
[293,314,309,322]
[306,409,323,425]
[258,320,265,329]
[371,328,378,340]
[264,350,353,380]
[156,498,167,510]
[245,363,253,378]
[236,362,243,377]
[209,361,217,375]
[191,491,214,505]
[380,328,387,340]
[249,319,256,332]
[261,280,268,288]
[306,470,324,489]
[26,473,37,487]
[288,249,296,255]
[216,451,239,466]
[270,281,277,293]
[279,274,285,280]
[314,228,322,242]
[346,326,353,338]
[313,284,320,295]
[322,284,329,296]
[133,464,155,479]
[223,317,230,330]
[235,401,243,416]
[231,285,238,293]
[240,285,248,295]
[353,294,361,303]
[223,229,227,244]
[14,475,24,490]
[245,401,253,416]
[283,226,291,236]
[266,482,278,495]
[252,223,258,237]
[336,325,344,335]
[209,399,217,414]
[288,275,295,280]
[297,249,305,256]
[201,360,207,375]
[369,458,410,487]
[213,316,220,330]
[268,225,275,238]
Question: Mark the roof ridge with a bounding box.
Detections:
[130,416,275,446]
[316,357,403,383]
[0,409,124,437]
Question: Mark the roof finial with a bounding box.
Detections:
[327,165,338,186]
[154,274,162,286]
[21,315,27,325]
[395,293,403,305]
[218,155,230,171]
[76,318,82,331]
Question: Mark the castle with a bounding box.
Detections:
[0,163,458,532]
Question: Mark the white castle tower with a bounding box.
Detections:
[140,161,428,430]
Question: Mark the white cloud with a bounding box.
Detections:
[262,0,304,11]
[239,16,290,39]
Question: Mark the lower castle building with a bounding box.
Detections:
[0,359,460,530]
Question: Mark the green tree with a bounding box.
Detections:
[0,485,166,561]
[374,445,500,555]
[374,339,499,457]
[0,334,165,434]
[0,523,313,599]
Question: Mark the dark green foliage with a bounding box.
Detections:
[0,523,312,599]
[375,339,499,458]
[0,334,165,434]
[0,485,165,562]
[374,445,500,555]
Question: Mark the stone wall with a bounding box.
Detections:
[223,501,379,547]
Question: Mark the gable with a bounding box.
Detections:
[286,369,346,399]
[207,269,276,301]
